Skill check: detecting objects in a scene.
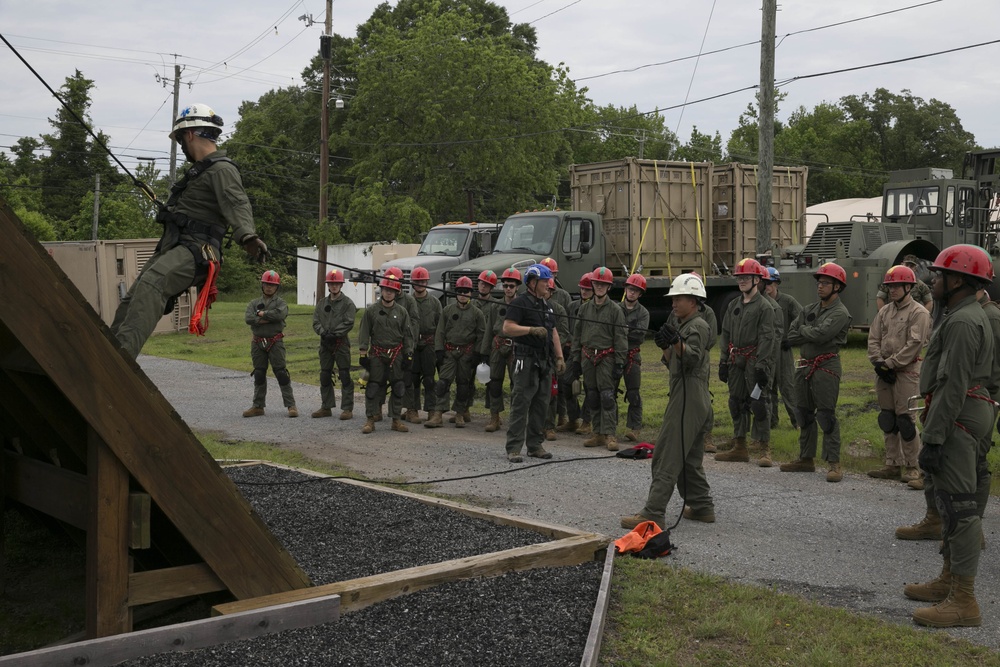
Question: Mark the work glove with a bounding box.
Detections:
[401,356,412,373]
[754,368,768,389]
[555,357,567,375]
[321,333,337,347]
[612,362,624,385]
[241,235,270,263]
[529,326,547,338]
[436,349,446,369]
[471,351,483,366]
[872,359,896,384]
[780,339,792,351]
[918,442,944,476]
[718,362,729,383]
[359,355,370,370]
[654,323,680,349]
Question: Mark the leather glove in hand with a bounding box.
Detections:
[401,356,412,372]
[471,351,482,366]
[435,349,446,369]
[242,236,270,263]
[529,326,547,338]
[555,357,567,375]
[754,368,768,389]
[359,355,370,370]
[612,362,625,385]
[718,362,729,383]
[873,359,896,384]
[321,333,337,346]
[918,442,943,475]
[780,339,792,351]
[654,323,680,349]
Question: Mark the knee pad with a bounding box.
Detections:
[796,408,815,429]
[365,382,381,400]
[600,388,616,411]
[750,397,769,422]
[252,368,267,385]
[896,413,916,441]
[339,369,353,386]
[728,395,744,419]
[456,382,472,404]
[423,377,436,393]
[934,490,978,536]
[585,388,601,412]
[816,409,837,434]
[320,370,333,388]
[274,368,291,386]
[488,379,503,400]
[435,378,450,397]
[392,380,406,398]
[878,409,898,434]
[625,389,641,406]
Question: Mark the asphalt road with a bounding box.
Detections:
[139,355,1000,650]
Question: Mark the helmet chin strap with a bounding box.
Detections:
[892,284,912,305]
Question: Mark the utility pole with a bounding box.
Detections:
[756,0,777,258]
[169,65,181,183]
[91,173,100,240]
[315,0,334,304]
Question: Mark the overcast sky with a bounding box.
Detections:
[2,0,999,182]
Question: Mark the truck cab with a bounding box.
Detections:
[442,211,604,299]
[377,221,500,297]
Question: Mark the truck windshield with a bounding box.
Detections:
[494,215,557,255]
[419,228,468,256]
[884,186,940,220]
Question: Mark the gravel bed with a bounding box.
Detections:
[115,464,604,666]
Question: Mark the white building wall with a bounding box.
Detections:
[296,242,420,308]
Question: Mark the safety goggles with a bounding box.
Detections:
[455,289,472,296]
[502,282,518,289]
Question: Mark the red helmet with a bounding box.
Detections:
[932,244,995,282]
[384,266,403,281]
[624,273,647,292]
[579,272,594,290]
[540,257,559,273]
[883,265,916,285]
[814,262,847,288]
[734,258,763,277]
[411,266,430,281]
[501,267,521,283]
[591,266,614,284]
[379,277,401,292]
[757,262,772,280]
[325,269,344,284]
[547,278,556,289]
[478,269,498,287]
[455,276,474,290]
[261,270,281,285]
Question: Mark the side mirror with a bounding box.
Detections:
[477,231,493,255]
[580,241,592,254]
[580,220,592,245]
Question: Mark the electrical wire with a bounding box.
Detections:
[673,0,718,138]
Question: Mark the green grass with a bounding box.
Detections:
[602,559,1000,667]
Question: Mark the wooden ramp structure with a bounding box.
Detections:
[0,200,312,639]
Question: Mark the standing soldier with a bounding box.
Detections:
[311,269,356,420]
[383,267,420,423]
[621,273,715,529]
[242,271,297,418]
[482,268,522,432]
[902,245,994,628]
[715,258,775,466]
[567,272,595,436]
[540,258,572,318]
[762,267,802,428]
[473,269,499,418]
[544,278,571,441]
[866,265,931,483]
[779,263,852,482]
[620,273,650,442]
[404,266,442,424]
[425,276,486,428]
[503,264,566,462]
[571,266,627,451]
[754,261,782,463]
[876,254,933,313]
[541,260,574,432]
[358,275,414,434]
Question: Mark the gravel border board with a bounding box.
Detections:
[228,463,552,583]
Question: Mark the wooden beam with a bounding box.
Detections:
[0,203,309,599]
[580,546,615,667]
[129,493,150,550]
[3,450,87,529]
[128,563,226,607]
[213,532,605,617]
[3,370,89,466]
[0,595,340,667]
[0,370,82,468]
[85,429,131,638]
[1,439,5,596]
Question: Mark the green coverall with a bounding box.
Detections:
[312,292,357,412]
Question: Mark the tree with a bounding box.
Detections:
[674,126,723,163]
[336,0,580,238]
[570,104,677,165]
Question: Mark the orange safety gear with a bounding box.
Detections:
[614,521,673,558]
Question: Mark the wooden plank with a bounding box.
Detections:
[213,532,605,617]
[0,370,84,469]
[0,595,340,667]
[3,450,88,529]
[128,563,226,607]
[580,546,615,667]
[129,493,150,549]
[85,429,131,638]
[0,203,310,599]
[1,439,5,596]
[3,370,89,465]
[263,463,587,539]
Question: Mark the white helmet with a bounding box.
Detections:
[169,103,224,140]
[667,273,706,299]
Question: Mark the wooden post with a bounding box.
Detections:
[85,427,131,638]
[757,0,777,257]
